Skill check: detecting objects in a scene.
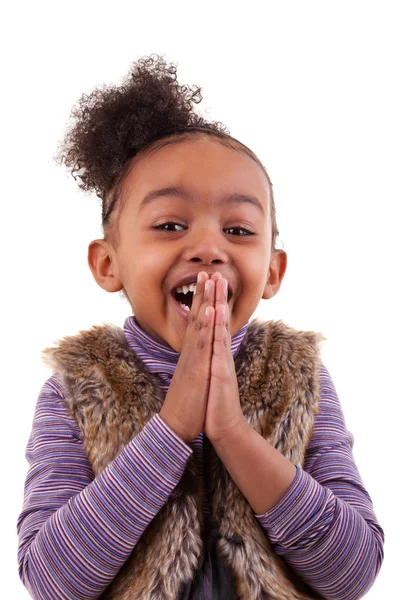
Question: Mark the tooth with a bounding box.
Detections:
[175,282,197,295]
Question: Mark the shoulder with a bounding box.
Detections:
[35,372,67,413]
[247,318,325,354]
[31,373,82,439]
[40,323,128,374]
[242,319,325,384]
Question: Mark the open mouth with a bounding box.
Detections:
[173,288,195,312]
[172,282,232,313]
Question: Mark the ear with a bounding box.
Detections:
[262,250,287,300]
[87,239,123,293]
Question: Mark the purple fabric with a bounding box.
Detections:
[17,316,384,600]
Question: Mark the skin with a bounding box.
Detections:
[88,135,297,515]
[88,136,287,353]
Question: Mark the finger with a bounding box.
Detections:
[217,304,226,328]
[191,271,208,313]
[205,304,215,327]
[215,279,230,346]
[212,304,229,361]
[189,276,215,348]
[223,278,230,333]
[216,276,229,309]
[189,271,208,321]
[210,271,222,287]
[224,280,231,337]
[196,279,215,352]
[214,275,224,307]
[203,278,216,323]
[205,278,216,308]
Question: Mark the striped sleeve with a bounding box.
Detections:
[17,375,193,600]
[255,365,385,600]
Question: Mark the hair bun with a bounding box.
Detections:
[56,54,227,200]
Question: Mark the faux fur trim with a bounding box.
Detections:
[42,318,325,600]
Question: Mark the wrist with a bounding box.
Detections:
[208,417,249,447]
[159,410,193,444]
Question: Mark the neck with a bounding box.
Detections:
[123,315,250,391]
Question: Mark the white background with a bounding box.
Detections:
[2,1,398,597]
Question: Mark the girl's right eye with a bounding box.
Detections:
[153,222,185,232]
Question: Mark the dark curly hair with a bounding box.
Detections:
[56,54,279,250]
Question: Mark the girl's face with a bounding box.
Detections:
[89,137,287,353]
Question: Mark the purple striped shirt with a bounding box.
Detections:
[17,316,384,600]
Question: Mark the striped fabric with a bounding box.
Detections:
[124,315,248,522]
[123,315,248,385]
[17,317,384,600]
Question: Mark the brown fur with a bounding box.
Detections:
[42,318,325,599]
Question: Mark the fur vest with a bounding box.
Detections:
[42,318,325,600]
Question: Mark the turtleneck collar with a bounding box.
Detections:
[123,315,249,392]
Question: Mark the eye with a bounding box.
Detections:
[224,227,255,236]
[153,222,185,232]
[153,223,255,236]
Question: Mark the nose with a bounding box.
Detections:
[181,227,228,265]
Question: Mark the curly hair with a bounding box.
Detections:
[56,54,279,250]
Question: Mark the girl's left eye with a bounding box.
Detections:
[153,223,254,236]
[224,227,254,236]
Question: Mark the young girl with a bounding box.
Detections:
[17,55,384,600]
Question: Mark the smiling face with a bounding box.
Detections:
[88,135,287,352]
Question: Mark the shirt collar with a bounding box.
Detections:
[123,315,249,390]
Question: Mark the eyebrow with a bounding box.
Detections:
[138,186,265,216]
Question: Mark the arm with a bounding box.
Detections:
[212,365,384,600]
[17,375,193,600]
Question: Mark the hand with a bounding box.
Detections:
[203,274,247,444]
[159,271,215,443]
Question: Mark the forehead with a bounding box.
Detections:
[121,137,270,215]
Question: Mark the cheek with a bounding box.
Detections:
[126,247,168,285]
[242,260,267,291]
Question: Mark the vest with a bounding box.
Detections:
[41,318,325,600]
